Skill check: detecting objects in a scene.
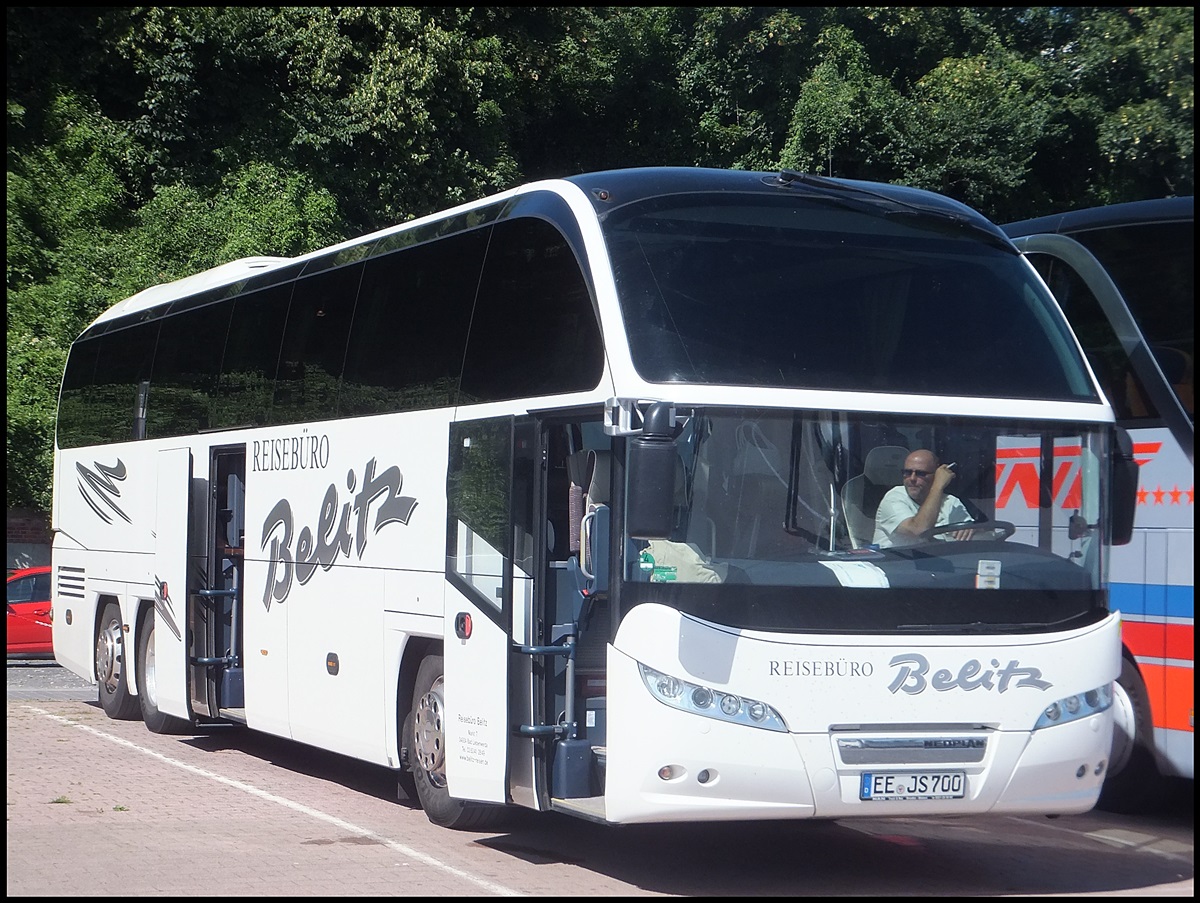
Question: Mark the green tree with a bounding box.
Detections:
[5,6,1195,513]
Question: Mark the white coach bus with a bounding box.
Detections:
[52,167,1138,829]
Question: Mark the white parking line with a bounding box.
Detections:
[27,706,524,897]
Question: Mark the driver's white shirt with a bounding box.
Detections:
[873,485,972,548]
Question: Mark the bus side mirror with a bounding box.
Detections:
[626,402,677,539]
[1110,427,1138,546]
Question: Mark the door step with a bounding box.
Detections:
[549,795,606,823]
[217,707,248,724]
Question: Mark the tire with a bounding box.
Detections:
[397,709,418,803]
[95,600,140,720]
[136,606,193,734]
[409,654,506,830]
[1098,656,1166,813]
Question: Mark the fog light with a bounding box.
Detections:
[720,694,741,716]
[691,687,713,708]
[697,769,711,784]
[1076,764,1087,778]
[658,764,684,781]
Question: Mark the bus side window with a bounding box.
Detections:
[1037,257,1151,423]
[1154,346,1194,418]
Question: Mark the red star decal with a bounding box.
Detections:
[1152,485,1165,505]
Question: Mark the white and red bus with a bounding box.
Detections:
[53,168,1137,829]
[1005,197,1193,810]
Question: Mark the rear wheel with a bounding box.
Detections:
[1099,656,1166,813]
[409,654,505,830]
[96,601,140,720]
[136,606,192,734]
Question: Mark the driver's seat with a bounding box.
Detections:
[842,446,909,548]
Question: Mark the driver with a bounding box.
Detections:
[873,449,974,548]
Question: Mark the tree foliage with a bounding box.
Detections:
[6,6,1194,511]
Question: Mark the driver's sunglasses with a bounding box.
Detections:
[903,469,933,479]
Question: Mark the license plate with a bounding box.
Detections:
[859,771,966,801]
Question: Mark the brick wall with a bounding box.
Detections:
[8,509,51,544]
[7,509,51,569]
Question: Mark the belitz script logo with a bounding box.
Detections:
[77,459,130,524]
[259,458,418,609]
[887,653,1052,695]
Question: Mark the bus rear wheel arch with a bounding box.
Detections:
[95,598,140,720]
[408,653,506,830]
[135,604,192,734]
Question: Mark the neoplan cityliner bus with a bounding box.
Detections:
[52,167,1138,829]
[1004,197,1193,811]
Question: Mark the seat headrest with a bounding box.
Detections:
[863,446,908,485]
[585,450,612,506]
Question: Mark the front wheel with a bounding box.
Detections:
[96,600,140,720]
[136,606,192,734]
[409,654,505,830]
[1098,656,1166,813]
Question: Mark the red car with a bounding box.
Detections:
[7,565,53,655]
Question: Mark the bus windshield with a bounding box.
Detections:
[620,408,1111,635]
[603,193,1097,401]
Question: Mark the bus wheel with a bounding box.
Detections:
[1098,656,1164,813]
[96,601,140,720]
[397,708,418,802]
[136,606,191,734]
[410,654,505,830]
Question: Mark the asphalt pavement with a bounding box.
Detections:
[6,655,95,701]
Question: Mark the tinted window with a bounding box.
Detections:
[340,229,486,416]
[94,324,158,442]
[1025,256,1157,423]
[212,283,292,429]
[447,418,512,611]
[56,324,159,447]
[57,338,100,449]
[460,217,603,403]
[605,194,1094,400]
[1067,221,1194,419]
[270,263,362,424]
[148,301,232,438]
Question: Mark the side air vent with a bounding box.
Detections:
[56,565,85,599]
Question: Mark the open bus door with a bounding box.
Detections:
[148,447,193,723]
[440,417,530,809]
[186,446,246,721]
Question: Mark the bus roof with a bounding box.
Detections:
[1003,196,1193,237]
[91,256,293,328]
[88,168,1012,331]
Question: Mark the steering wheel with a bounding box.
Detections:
[921,519,1016,541]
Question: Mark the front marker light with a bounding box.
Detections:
[639,663,787,732]
[1033,682,1113,730]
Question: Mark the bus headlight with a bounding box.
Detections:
[638,663,787,732]
[1033,682,1113,730]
